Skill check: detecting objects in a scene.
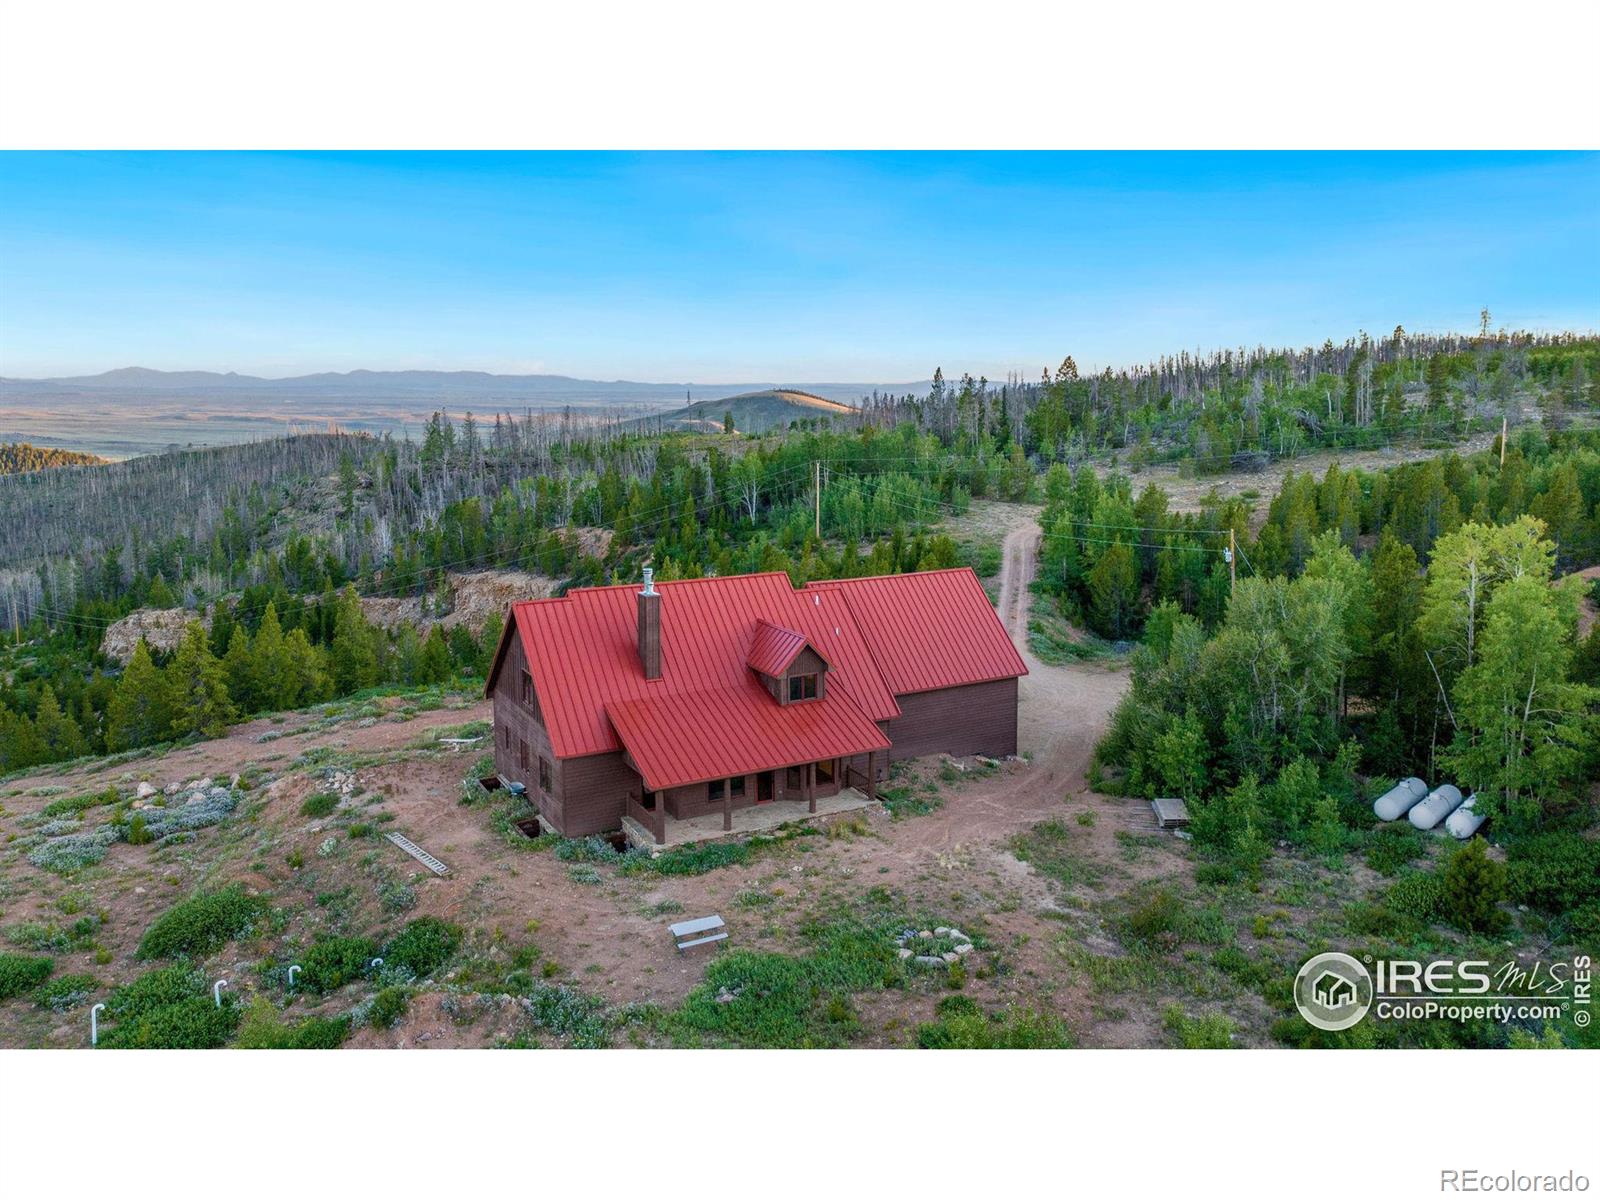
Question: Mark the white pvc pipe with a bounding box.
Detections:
[212,979,228,1008]
[90,1002,105,1046]
[370,957,383,972]
[287,965,301,989]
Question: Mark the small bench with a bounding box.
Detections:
[670,914,727,951]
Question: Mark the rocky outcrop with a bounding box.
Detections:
[100,607,209,664]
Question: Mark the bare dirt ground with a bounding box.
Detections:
[1126,430,1502,522]
[0,505,1197,1048]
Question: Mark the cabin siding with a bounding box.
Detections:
[492,634,640,836]
[491,635,564,830]
[886,677,1018,762]
[559,751,637,836]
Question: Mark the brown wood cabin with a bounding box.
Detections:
[484,566,1026,845]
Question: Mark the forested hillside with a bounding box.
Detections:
[0,443,107,473]
[0,325,1594,790]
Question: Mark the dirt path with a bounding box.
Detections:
[996,517,1040,646]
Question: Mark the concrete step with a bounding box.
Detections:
[619,815,660,853]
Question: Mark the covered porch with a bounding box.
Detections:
[624,784,876,849]
[623,751,880,846]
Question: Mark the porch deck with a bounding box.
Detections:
[625,787,875,850]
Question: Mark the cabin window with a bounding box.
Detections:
[538,756,553,794]
[816,759,835,785]
[787,673,819,702]
[786,766,802,789]
[520,669,540,720]
[708,777,744,803]
[518,738,529,771]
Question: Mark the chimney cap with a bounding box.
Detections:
[641,566,658,596]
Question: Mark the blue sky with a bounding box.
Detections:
[1,151,1595,382]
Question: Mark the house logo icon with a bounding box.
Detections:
[1294,952,1373,1032]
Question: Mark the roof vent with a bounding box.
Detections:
[641,566,658,596]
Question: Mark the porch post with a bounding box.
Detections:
[723,778,733,831]
[807,762,817,814]
[866,751,876,802]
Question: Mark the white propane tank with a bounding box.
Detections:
[1409,783,1465,830]
[1373,777,1430,821]
[1445,794,1486,839]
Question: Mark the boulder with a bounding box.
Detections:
[135,781,157,799]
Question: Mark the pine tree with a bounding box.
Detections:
[251,602,287,710]
[222,625,256,715]
[32,685,85,762]
[329,586,378,695]
[146,572,177,608]
[419,626,452,683]
[1441,838,1507,933]
[280,628,332,708]
[106,640,171,752]
[165,621,236,739]
[1087,541,1139,639]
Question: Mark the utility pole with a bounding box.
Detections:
[1227,527,1237,593]
[813,461,821,539]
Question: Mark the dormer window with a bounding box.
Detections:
[788,673,819,702]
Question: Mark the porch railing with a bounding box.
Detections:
[626,790,666,845]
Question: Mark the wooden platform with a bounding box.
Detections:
[1151,797,1190,828]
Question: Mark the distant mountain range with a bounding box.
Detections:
[0,367,924,408]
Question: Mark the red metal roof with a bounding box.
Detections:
[506,572,900,761]
[806,568,1028,695]
[746,620,815,677]
[606,679,889,792]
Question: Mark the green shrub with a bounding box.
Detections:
[1505,833,1600,915]
[235,997,352,1049]
[1163,1004,1235,1048]
[300,792,339,818]
[1345,903,1418,938]
[34,973,97,1011]
[1387,871,1444,923]
[554,835,623,864]
[136,884,265,959]
[0,953,54,1000]
[98,994,240,1048]
[379,882,416,914]
[916,995,1072,1048]
[126,813,153,845]
[1121,888,1184,949]
[107,965,206,1021]
[299,935,376,993]
[1364,824,1427,876]
[381,917,461,979]
[369,986,411,1028]
[671,917,900,1048]
[40,788,118,819]
[519,981,616,1047]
